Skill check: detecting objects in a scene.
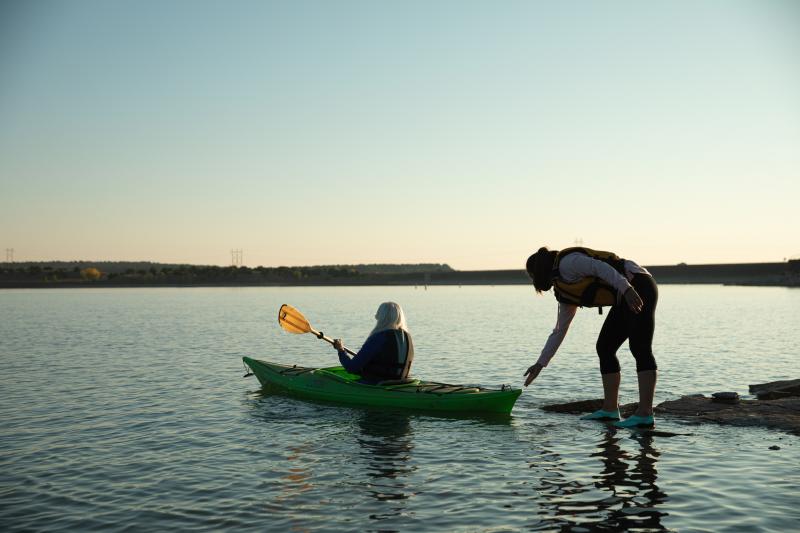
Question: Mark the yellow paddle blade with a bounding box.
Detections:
[278,304,312,334]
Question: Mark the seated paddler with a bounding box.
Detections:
[332,302,414,384]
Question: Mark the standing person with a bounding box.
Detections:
[522,246,658,428]
[332,302,414,384]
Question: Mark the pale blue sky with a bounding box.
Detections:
[1,0,798,269]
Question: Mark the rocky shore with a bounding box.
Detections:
[542,379,800,436]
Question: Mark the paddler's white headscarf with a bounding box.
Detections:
[369,302,408,336]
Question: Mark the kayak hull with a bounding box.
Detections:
[243,357,521,414]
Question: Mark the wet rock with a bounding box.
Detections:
[748,379,800,400]
[542,395,800,436]
[540,399,638,417]
[540,398,602,413]
[711,391,740,404]
[655,395,800,436]
[769,445,781,450]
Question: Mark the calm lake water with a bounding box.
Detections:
[1,285,798,532]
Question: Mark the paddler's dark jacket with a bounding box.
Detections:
[337,329,414,383]
[552,247,627,308]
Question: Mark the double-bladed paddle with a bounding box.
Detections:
[278,304,357,356]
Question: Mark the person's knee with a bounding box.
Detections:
[597,346,620,373]
[631,346,657,372]
[635,359,658,372]
[596,338,611,357]
[600,358,621,374]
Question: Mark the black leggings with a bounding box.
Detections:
[596,274,658,374]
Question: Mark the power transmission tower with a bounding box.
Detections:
[231,249,243,267]
[574,237,584,247]
[5,248,14,262]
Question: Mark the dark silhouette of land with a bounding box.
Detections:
[0,260,798,288]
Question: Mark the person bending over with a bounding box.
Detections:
[523,246,659,428]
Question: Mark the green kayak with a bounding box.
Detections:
[243,357,521,414]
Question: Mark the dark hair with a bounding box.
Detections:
[525,247,557,293]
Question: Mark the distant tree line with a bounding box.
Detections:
[0,261,192,274]
[339,264,454,274]
[1,261,798,287]
[0,262,454,285]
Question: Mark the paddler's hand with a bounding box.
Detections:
[624,287,644,314]
[333,338,344,352]
[523,363,543,387]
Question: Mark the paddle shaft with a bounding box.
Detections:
[308,326,358,357]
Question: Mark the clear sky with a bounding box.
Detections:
[1,0,798,269]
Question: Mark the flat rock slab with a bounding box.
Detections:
[749,379,800,400]
[540,399,638,417]
[539,400,689,436]
[655,395,800,435]
[541,396,800,436]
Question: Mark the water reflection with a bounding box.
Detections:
[530,429,669,531]
[355,410,416,523]
[274,444,314,504]
[591,430,668,530]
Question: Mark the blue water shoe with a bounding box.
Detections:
[613,414,655,428]
[580,409,621,421]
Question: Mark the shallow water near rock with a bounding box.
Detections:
[1,285,799,531]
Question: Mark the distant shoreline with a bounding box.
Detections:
[1,261,798,289]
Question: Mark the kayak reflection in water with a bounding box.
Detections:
[333,302,415,385]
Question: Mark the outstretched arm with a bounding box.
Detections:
[524,303,577,386]
[537,302,577,367]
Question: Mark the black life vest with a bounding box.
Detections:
[360,329,414,381]
[551,247,627,309]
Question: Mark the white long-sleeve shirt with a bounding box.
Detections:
[535,253,649,368]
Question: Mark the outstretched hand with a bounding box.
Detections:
[523,363,543,387]
[624,287,644,314]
